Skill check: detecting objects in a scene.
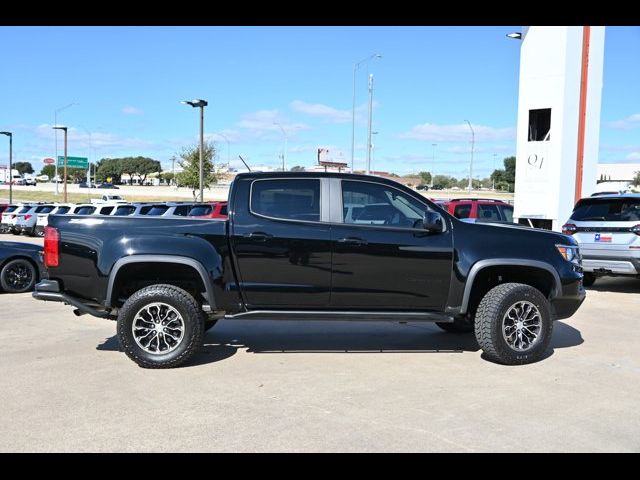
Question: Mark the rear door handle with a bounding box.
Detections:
[337,237,368,246]
[243,232,273,242]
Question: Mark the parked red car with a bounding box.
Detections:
[188,201,228,219]
[0,204,8,215]
[442,198,514,223]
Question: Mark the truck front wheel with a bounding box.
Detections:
[117,284,205,368]
[474,283,553,365]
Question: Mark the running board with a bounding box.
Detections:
[223,310,454,322]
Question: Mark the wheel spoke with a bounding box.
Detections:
[502,301,542,352]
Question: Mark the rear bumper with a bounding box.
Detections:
[32,279,114,319]
[582,255,640,275]
[550,278,586,320]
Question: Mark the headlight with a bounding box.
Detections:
[556,244,581,264]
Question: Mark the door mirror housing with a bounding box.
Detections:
[420,211,443,232]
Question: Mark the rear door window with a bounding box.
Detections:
[477,204,501,221]
[571,198,640,222]
[453,204,472,219]
[251,179,320,222]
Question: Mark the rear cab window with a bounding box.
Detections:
[251,179,320,222]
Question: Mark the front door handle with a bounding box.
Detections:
[337,237,368,246]
[243,232,273,242]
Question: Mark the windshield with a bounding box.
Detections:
[571,198,640,222]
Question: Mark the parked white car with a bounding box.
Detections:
[1,204,25,233]
[34,203,74,237]
[91,194,126,204]
[15,204,55,236]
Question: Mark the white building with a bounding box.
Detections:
[513,26,605,230]
[597,163,640,182]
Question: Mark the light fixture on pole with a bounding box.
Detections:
[506,32,522,40]
[54,102,78,195]
[351,53,382,173]
[464,120,475,192]
[0,131,13,204]
[181,99,208,202]
[52,126,69,202]
[273,122,287,172]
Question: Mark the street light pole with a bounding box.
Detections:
[217,133,231,166]
[351,53,382,173]
[181,99,208,202]
[273,122,287,171]
[464,120,475,192]
[431,143,437,187]
[54,103,78,195]
[366,74,375,175]
[53,126,68,202]
[0,131,12,204]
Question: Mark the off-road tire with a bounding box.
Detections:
[117,284,205,369]
[475,283,553,365]
[582,273,596,287]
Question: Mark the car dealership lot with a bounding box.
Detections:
[0,275,638,452]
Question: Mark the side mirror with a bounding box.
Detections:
[421,211,443,232]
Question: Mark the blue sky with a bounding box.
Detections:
[1,26,639,177]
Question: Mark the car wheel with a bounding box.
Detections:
[35,227,45,238]
[475,283,553,365]
[117,284,204,369]
[11,229,20,235]
[0,258,37,293]
[435,317,474,333]
[582,273,596,287]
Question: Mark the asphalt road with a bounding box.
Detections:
[0,259,638,451]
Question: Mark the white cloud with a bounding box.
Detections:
[608,113,640,130]
[235,109,310,140]
[122,105,143,115]
[398,122,516,142]
[35,124,156,151]
[625,152,640,161]
[290,100,351,123]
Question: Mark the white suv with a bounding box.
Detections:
[15,204,55,236]
[563,193,640,286]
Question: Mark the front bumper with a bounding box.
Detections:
[32,279,114,319]
[550,278,586,320]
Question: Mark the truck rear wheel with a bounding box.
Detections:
[117,284,205,368]
[474,283,553,365]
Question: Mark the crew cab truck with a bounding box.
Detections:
[34,172,586,368]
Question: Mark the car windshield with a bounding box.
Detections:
[571,198,640,222]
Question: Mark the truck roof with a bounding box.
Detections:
[234,171,414,189]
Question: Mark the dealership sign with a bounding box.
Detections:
[43,158,55,165]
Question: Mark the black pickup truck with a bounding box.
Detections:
[33,172,586,368]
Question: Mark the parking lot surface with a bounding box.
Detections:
[0,263,639,452]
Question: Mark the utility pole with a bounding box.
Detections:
[366,74,374,175]
[464,120,475,191]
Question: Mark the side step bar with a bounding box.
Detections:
[223,310,454,322]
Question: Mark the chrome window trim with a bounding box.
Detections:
[249,177,327,225]
[337,178,447,233]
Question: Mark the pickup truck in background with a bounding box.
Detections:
[34,172,586,368]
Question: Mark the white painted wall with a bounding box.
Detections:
[513,26,605,230]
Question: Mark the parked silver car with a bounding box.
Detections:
[563,193,640,286]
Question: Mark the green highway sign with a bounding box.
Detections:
[57,156,88,169]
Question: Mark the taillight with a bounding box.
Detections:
[44,226,60,268]
[24,214,32,221]
[631,225,640,236]
[562,223,577,235]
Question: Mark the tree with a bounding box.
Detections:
[290,166,305,172]
[134,157,162,184]
[161,172,175,185]
[96,158,123,183]
[176,141,218,199]
[40,165,56,179]
[14,162,34,175]
[633,171,640,187]
[490,156,516,192]
[432,174,455,189]
[418,171,432,184]
[120,157,139,184]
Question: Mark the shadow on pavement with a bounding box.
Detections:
[587,276,640,294]
[96,319,584,367]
